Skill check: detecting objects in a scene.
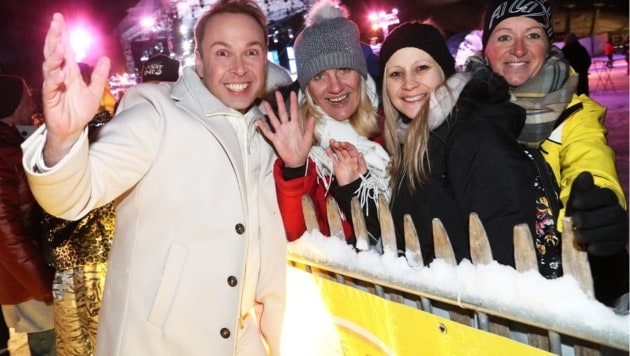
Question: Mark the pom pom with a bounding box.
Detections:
[305,0,348,27]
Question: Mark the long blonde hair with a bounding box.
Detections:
[300,75,380,145]
[382,64,450,192]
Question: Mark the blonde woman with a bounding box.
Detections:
[258,0,388,246]
[335,21,539,267]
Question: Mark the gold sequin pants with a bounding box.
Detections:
[52,263,107,356]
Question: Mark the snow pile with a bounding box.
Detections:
[288,230,629,343]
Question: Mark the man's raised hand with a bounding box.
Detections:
[41,13,111,165]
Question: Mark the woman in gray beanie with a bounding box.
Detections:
[337,20,542,268]
[469,0,627,309]
[257,0,388,247]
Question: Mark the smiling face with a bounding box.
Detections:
[306,68,362,121]
[484,16,550,88]
[194,12,267,113]
[384,47,444,120]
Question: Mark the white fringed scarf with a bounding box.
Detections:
[308,109,390,216]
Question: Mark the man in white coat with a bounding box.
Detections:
[21,0,286,355]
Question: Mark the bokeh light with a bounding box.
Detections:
[140,16,155,28]
[69,27,93,62]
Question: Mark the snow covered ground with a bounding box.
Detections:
[589,55,629,202]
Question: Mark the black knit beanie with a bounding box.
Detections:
[378,22,455,81]
[0,75,24,118]
[141,54,180,83]
[481,0,553,49]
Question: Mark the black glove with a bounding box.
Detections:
[566,171,629,256]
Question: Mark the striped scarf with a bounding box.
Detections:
[467,46,578,147]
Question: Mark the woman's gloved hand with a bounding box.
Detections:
[566,171,629,256]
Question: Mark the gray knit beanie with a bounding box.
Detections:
[141,54,180,83]
[294,0,367,91]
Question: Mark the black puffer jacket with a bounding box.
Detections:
[0,121,53,304]
[338,69,538,266]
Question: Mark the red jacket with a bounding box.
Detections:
[0,122,53,304]
[605,42,614,56]
[274,159,353,241]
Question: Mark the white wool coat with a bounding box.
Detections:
[22,67,286,355]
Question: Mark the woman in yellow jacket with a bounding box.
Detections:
[469,0,627,309]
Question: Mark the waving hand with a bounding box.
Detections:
[41,13,110,165]
[326,139,367,186]
[257,91,315,168]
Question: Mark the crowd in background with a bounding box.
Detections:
[0,0,628,355]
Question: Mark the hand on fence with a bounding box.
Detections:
[566,171,629,256]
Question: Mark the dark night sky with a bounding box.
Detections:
[343,0,628,42]
[0,0,410,89]
[0,0,137,93]
[1,0,627,98]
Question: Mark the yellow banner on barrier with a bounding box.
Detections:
[281,267,552,356]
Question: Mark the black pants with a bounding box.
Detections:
[607,53,614,67]
[0,308,9,350]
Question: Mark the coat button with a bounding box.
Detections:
[227,276,238,287]
[235,223,245,234]
[220,328,231,339]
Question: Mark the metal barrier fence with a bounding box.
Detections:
[287,195,629,355]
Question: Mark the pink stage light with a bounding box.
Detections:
[69,27,93,62]
[140,16,155,28]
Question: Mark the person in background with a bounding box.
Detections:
[604,38,615,68]
[361,42,381,89]
[265,60,293,94]
[261,60,295,114]
[22,0,287,354]
[561,32,591,96]
[40,63,116,356]
[0,75,56,356]
[257,0,389,247]
[0,312,8,355]
[471,0,628,309]
[140,54,180,83]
